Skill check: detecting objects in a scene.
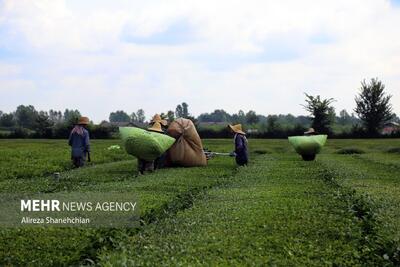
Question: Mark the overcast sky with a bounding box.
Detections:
[0,0,399,122]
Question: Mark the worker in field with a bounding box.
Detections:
[228,124,249,166]
[137,114,169,174]
[302,128,318,161]
[304,128,317,136]
[68,116,90,168]
[150,114,168,132]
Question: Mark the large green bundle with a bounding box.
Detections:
[119,127,176,161]
[288,135,327,156]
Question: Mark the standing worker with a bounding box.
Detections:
[68,116,90,168]
[228,124,249,166]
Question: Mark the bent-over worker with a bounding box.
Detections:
[304,128,317,136]
[137,114,169,175]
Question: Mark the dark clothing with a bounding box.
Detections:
[154,152,167,170]
[68,127,90,167]
[147,128,168,170]
[138,158,154,174]
[234,133,248,166]
[72,157,84,167]
[304,132,317,136]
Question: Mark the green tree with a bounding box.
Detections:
[109,110,130,123]
[266,115,279,132]
[338,109,351,125]
[0,113,15,127]
[354,78,395,135]
[136,109,145,123]
[130,112,138,123]
[15,105,38,129]
[230,110,246,124]
[182,102,189,118]
[198,109,231,122]
[245,110,259,124]
[303,94,335,134]
[49,109,63,124]
[175,104,183,118]
[63,109,81,125]
[34,111,54,137]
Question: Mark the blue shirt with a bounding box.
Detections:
[68,128,90,158]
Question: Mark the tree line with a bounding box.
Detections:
[0,78,398,138]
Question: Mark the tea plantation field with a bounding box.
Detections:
[0,139,399,266]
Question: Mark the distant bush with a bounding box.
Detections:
[52,123,72,138]
[198,124,308,139]
[88,125,117,139]
[336,147,366,154]
[198,127,231,138]
[9,127,30,138]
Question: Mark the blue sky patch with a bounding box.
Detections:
[391,0,400,6]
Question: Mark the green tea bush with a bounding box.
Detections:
[0,140,131,180]
[2,139,400,266]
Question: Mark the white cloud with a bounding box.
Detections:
[0,0,399,122]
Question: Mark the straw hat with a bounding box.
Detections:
[148,121,164,133]
[304,128,316,135]
[78,116,90,125]
[228,124,246,135]
[151,114,167,126]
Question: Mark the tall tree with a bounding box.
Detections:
[338,109,351,125]
[130,112,138,123]
[49,109,63,124]
[303,94,335,134]
[34,111,54,137]
[245,110,259,124]
[231,110,246,124]
[136,109,145,123]
[354,78,394,135]
[175,104,183,118]
[63,109,81,125]
[15,105,38,129]
[182,102,189,118]
[109,110,130,123]
[266,115,279,132]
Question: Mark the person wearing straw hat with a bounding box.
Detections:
[68,116,91,168]
[228,124,249,166]
[150,114,168,128]
[147,120,169,170]
[137,115,170,174]
[304,128,317,136]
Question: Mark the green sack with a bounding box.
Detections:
[288,135,327,156]
[119,127,176,161]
